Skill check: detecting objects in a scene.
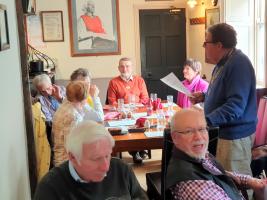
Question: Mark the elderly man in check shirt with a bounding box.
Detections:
[166,108,266,200]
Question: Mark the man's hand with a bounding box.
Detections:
[89,84,99,98]
[190,92,205,104]
[52,84,63,102]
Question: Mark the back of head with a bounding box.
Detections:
[32,74,51,89]
[207,23,237,48]
[184,58,202,73]
[66,81,88,102]
[65,120,115,161]
[70,68,91,82]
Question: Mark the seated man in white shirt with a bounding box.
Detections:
[34,120,148,200]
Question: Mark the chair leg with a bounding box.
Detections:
[148,150,152,159]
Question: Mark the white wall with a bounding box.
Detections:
[0,0,31,200]
[187,0,218,80]
[32,0,216,80]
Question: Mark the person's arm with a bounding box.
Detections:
[226,171,267,191]
[52,85,65,103]
[107,80,118,105]
[38,96,53,122]
[138,77,149,104]
[126,164,148,200]
[33,179,58,200]
[189,92,205,104]
[206,59,255,126]
[170,180,234,200]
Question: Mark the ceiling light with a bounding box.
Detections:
[187,0,197,8]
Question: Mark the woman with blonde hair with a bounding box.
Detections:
[52,81,102,166]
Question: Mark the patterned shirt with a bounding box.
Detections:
[170,154,247,200]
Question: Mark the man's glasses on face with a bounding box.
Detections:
[173,126,209,136]
[202,41,216,47]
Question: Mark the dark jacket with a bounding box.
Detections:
[166,148,243,199]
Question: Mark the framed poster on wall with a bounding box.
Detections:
[68,0,121,56]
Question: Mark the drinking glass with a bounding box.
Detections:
[167,95,174,117]
[128,94,136,112]
[167,95,173,106]
[117,98,124,112]
[150,93,157,101]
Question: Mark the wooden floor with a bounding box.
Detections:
[121,149,162,190]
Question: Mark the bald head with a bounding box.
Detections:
[170,108,209,159]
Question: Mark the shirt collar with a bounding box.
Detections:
[120,75,133,82]
[68,161,88,183]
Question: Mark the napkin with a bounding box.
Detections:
[104,112,120,120]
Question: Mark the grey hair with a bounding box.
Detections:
[119,57,132,63]
[32,74,52,88]
[170,108,205,132]
[70,68,92,82]
[184,58,202,74]
[65,120,115,162]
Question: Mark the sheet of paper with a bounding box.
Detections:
[160,72,193,97]
[144,131,164,137]
[107,119,136,127]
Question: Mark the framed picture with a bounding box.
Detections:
[0,4,10,51]
[68,0,121,57]
[205,8,220,28]
[40,11,64,42]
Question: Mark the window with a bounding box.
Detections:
[224,0,266,87]
[254,0,266,87]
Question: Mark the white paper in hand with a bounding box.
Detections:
[160,72,193,97]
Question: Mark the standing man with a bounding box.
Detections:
[191,23,257,178]
[107,57,149,105]
[107,57,149,163]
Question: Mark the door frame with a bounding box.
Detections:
[133,2,188,75]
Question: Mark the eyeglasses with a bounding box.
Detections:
[172,127,209,136]
[202,41,216,47]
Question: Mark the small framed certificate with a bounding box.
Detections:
[40,11,64,42]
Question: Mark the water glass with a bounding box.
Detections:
[117,98,124,112]
[167,95,173,106]
[128,94,136,111]
[150,93,157,101]
[156,109,166,131]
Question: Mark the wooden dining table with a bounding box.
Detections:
[104,103,180,156]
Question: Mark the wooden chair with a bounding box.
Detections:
[146,128,172,200]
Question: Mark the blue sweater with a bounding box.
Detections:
[204,49,257,140]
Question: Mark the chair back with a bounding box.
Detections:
[160,128,173,200]
[208,126,219,156]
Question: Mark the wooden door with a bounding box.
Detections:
[140,9,186,102]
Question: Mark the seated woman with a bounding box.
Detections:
[177,59,209,108]
[52,81,103,166]
[70,68,104,121]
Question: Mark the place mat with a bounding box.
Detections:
[144,131,164,137]
[107,119,136,127]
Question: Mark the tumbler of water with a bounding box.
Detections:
[128,94,136,111]
[156,109,166,131]
[117,98,124,112]
[150,93,157,101]
[167,95,174,118]
[167,95,173,107]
